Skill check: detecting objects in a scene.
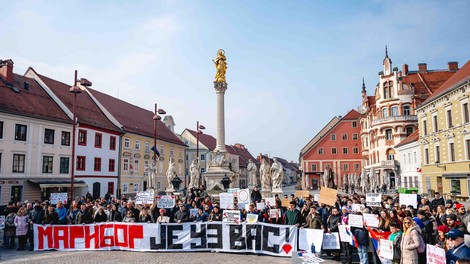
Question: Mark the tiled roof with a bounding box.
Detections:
[88,88,185,146]
[37,73,121,133]
[421,60,470,105]
[187,129,217,150]
[231,144,258,168]
[395,130,419,148]
[0,73,71,123]
[300,116,341,157]
[342,109,360,120]
[402,70,455,100]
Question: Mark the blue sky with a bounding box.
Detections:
[1,0,469,162]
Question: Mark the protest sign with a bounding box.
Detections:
[50,193,68,205]
[135,190,155,205]
[160,216,170,223]
[246,214,258,223]
[338,225,353,243]
[379,239,394,260]
[237,189,250,207]
[189,209,199,218]
[313,194,319,202]
[351,204,365,213]
[400,194,418,208]
[366,193,382,207]
[292,253,326,264]
[427,244,446,264]
[281,198,290,207]
[227,188,240,197]
[157,195,175,208]
[0,215,5,229]
[222,210,241,224]
[296,191,310,198]
[219,192,234,209]
[322,233,340,250]
[298,228,323,253]
[318,187,337,206]
[269,209,281,219]
[363,213,380,227]
[256,202,265,210]
[349,214,364,228]
[265,197,276,207]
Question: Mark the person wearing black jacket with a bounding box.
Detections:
[77,205,93,224]
[44,205,59,225]
[251,187,262,203]
[429,192,445,210]
[94,207,108,223]
[28,203,45,250]
[352,225,369,264]
[327,207,342,261]
[417,209,434,245]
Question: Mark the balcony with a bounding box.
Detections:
[371,115,417,126]
[381,160,399,169]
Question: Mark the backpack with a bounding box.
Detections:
[416,232,426,253]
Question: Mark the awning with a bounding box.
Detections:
[28,179,88,188]
[443,173,470,179]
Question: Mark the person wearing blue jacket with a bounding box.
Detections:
[55,201,67,224]
[446,229,470,264]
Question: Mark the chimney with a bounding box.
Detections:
[402,64,409,75]
[418,63,427,73]
[79,78,92,87]
[448,62,459,72]
[0,59,14,83]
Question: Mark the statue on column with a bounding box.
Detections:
[148,161,157,189]
[344,174,349,193]
[213,49,227,83]
[260,159,270,190]
[247,159,257,186]
[370,169,377,193]
[271,158,284,190]
[323,166,335,188]
[188,159,200,189]
[361,170,368,193]
[166,158,176,190]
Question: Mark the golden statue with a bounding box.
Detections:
[213,49,227,83]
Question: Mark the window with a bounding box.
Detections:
[160,145,165,156]
[403,154,407,165]
[451,179,461,195]
[134,183,139,192]
[404,177,408,188]
[342,134,348,140]
[144,160,149,169]
[123,158,129,171]
[450,143,455,162]
[0,121,3,138]
[109,159,115,172]
[447,109,453,128]
[433,115,438,132]
[145,142,150,152]
[342,147,348,154]
[352,134,358,140]
[61,131,70,146]
[354,163,360,171]
[95,133,102,148]
[331,134,336,141]
[200,168,206,173]
[311,164,317,172]
[387,149,395,160]
[413,152,417,164]
[78,130,87,145]
[403,105,411,116]
[123,183,128,193]
[391,106,399,117]
[13,154,25,173]
[435,146,441,163]
[406,127,414,137]
[318,148,324,155]
[134,159,139,172]
[353,147,359,154]
[107,182,114,195]
[124,138,130,149]
[382,108,388,118]
[77,156,86,171]
[467,140,470,160]
[170,146,174,157]
[110,136,116,150]
[42,156,53,173]
[385,129,393,140]
[407,153,411,165]
[94,158,101,171]
[343,164,349,171]
[44,129,55,144]
[60,157,69,174]
[463,103,469,124]
[423,120,428,136]
[352,121,357,128]
[15,124,27,141]
[200,154,205,161]
[135,140,140,150]
[332,148,337,154]
[425,148,429,164]
[383,81,393,99]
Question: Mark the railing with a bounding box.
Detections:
[381,160,399,169]
[371,115,417,126]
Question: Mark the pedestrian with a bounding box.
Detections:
[446,229,470,264]
[14,208,29,251]
[400,216,422,264]
[4,212,16,249]
[389,222,403,264]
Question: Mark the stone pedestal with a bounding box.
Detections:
[165,187,176,195]
[261,190,272,199]
[272,188,283,197]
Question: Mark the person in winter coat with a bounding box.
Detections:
[76,204,93,224]
[446,229,470,264]
[304,207,322,229]
[416,209,434,245]
[283,201,302,226]
[389,222,403,264]
[44,205,59,224]
[94,207,108,223]
[4,212,16,249]
[209,206,223,222]
[400,216,422,264]
[327,207,342,261]
[250,186,262,203]
[28,203,45,250]
[352,225,369,264]
[436,225,449,250]
[14,208,29,251]
[446,213,468,233]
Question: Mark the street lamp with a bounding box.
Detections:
[152,103,166,190]
[171,175,182,191]
[221,174,231,191]
[196,121,205,187]
[69,70,82,201]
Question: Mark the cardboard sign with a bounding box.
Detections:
[265,198,276,207]
[256,202,265,210]
[296,191,310,198]
[298,228,323,253]
[135,190,155,205]
[427,244,446,264]
[318,187,337,206]
[338,225,353,243]
[351,204,365,213]
[269,209,281,219]
[50,193,68,205]
[281,198,291,207]
[349,214,364,228]
[379,239,394,260]
[363,213,380,227]
[366,193,382,207]
[157,195,175,208]
[322,232,340,250]
[237,189,250,204]
[399,194,418,209]
[246,214,258,223]
[189,209,199,218]
[222,210,241,224]
[219,192,234,209]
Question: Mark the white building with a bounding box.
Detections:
[395,131,422,190]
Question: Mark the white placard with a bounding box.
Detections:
[246,214,258,223]
[366,193,382,207]
[237,189,250,204]
[265,198,276,207]
[379,239,394,260]
[313,194,319,202]
[363,213,380,227]
[351,204,365,213]
[50,193,68,205]
[135,190,155,205]
[322,233,340,250]
[427,244,446,264]
[157,195,175,208]
[338,225,353,243]
[219,192,234,209]
[269,209,281,219]
[256,202,265,210]
[399,193,418,209]
[349,214,364,228]
[227,188,240,197]
[189,209,198,218]
[222,210,241,224]
[298,228,323,253]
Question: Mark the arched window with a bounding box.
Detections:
[382,108,388,118]
[403,105,411,116]
[383,81,393,99]
[386,148,396,160]
[391,106,399,117]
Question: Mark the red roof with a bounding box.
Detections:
[367,96,376,106]
[395,130,419,148]
[422,60,470,105]
[342,109,360,120]
[187,129,216,150]
[402,70,455,100]
[36,73,121,133]
[88,88,184,146]
[0,73,71,124]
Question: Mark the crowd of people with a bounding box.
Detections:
[2,186,470,264]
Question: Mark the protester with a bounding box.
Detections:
[389,222,402,264]
[446,229,470,263]
[4,212,16,249]
[400,216,422,264]
[14,208,29,251]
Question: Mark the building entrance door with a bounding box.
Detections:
[311,178,318,190]
[10,186,23,203]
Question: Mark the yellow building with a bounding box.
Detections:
[416,60,470,197]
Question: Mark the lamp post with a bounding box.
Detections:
[171,175,182,191]
[221,174,232,191]
[152,103,166,189]
[196,121,205,187]
[69,70,81,201]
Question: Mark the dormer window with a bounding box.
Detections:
[383,81,393,99]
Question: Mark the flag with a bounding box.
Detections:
[151,145,160,157]
[345,226,359,248]
[367,226,391,256]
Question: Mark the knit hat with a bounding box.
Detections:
[456,204,464,210]
[437,225,450,234]
[446,199,453,205]
[413,217,424,229]
[446,213,457,221]
[417,210,426,216]
[398,212,406,218]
